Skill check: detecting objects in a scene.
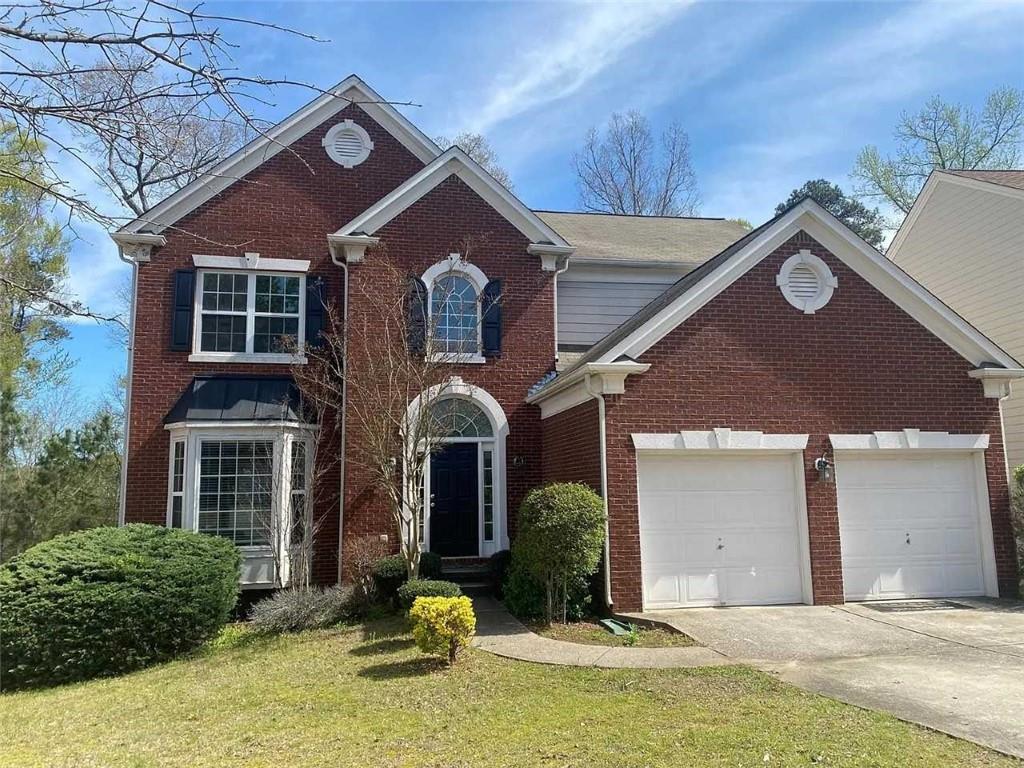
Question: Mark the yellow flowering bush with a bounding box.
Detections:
[408,595,476,665]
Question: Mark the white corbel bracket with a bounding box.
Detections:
[968,367,1024,399]
[528,243,575,272]
[327,233,380,264]
[110,231,166,263]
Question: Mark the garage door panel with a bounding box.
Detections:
[638,453,806,609]
[836,452,985,601]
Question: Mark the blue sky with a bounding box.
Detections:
[61,0,1024,405]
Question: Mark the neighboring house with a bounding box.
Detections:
[888,170,1024,475]
[112,76,1022,613]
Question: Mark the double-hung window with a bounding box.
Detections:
[194,271,305,361]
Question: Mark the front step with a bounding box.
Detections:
[441,557,492,597]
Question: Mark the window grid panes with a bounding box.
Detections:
[169,440,185,528]
[289,440,307,545]
[431,274,478,354]
[431,398,493,438]
[482,448,494,542]
[197,271,302,355]
[197,440,274,546]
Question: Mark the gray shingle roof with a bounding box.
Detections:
[942,169,1024,191]
[533,210,749,264]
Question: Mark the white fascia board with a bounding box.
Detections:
[527,361,649,418]
[120,75,441,235]
[164,420,318,431]
[889,171,1024,260]
[632,429,809,452]
[968,367,1024,399]
[830,430,989,451]
[593,199,1021,370]
[335,148,572,247]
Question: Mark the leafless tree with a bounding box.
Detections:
[435,131,513,191]
[292,248,496,579]
[573,110,700,216]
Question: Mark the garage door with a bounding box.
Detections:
[637,453,807,609]
[835,453,986,600]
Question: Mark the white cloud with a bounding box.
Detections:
[465,1,692,136]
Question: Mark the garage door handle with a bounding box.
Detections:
[906,533,911,545]
[717,538,725,550]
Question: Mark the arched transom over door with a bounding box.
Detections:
[422,392,507,558]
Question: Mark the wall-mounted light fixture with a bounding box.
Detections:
[512,455,526,469]
[814,455,834,483]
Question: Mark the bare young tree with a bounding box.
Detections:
[573,111,700,216]
[435,132,513,191]
[292,249,497,579]
[853,87,1024,215]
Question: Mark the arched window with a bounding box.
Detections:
[431,274,478,354]
[431,397,493,438]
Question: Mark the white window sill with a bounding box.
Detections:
[427,353,487,364]
[188,352,307,365]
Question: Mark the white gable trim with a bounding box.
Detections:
[889,171,1024,260]
[119,75,440,235]
[334,147,572,249]
[594,199,1020,370]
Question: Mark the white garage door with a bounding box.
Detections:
[637,453,807,609]
[836,453,986,600]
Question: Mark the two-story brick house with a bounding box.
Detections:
[113,76,1022,613]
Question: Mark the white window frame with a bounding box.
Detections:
[164,422,314,588]
[190,269,307,364]
[421,254,489,364]
[166,437,186,528]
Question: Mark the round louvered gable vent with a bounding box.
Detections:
[322,120,374,168]
[776,250,837,314]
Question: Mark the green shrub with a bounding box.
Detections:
[409,596,476,665]
[502,561,590,621]
[397,579,462,610]
[489,549,512,599]
[248,586,354,634]
[511,483,605,624]
[372,552,443,602]
[1012,465,1024,594]
[0,524,240,689]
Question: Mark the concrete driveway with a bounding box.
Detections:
[636,598,1024,758]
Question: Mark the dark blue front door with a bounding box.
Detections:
[429,443,479,556]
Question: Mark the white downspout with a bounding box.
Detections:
[115,248,139,527]
[584,372,613,610]
[552,256,571,363]
[330,252,350,584]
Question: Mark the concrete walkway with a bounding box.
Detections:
[470,597,728,668]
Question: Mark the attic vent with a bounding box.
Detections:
[776,249,837,314]
[322,120,374,168]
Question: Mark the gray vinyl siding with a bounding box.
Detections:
[558,279,676,347]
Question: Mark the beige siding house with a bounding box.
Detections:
[889,170,1024,472]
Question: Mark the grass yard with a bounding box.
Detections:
[530,619,697,648]
[0,616,1014,768]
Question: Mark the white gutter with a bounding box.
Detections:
[330,249,352,584]
[552,255,571,362]
[110,232,165,526]
[583,372,613,611]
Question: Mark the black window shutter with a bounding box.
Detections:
[481,279,502,358]
[170,270,195,351]
[305,275,326,348]
[406,276,428,355]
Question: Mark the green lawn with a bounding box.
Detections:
[530,619,697,648]
[0,617,1014,768]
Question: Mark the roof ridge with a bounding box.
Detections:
[533,209,729,222]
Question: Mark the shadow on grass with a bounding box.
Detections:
[357,615,410,642]
[350,637,416,657]
[357,657,445,680]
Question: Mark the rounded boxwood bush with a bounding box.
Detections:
[0,524,241,689]
[396,578,462,610]
[372,551,444,602]
[510,483,604,623]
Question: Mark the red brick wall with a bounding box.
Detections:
[596,230,1016,611]
[340,175,554,559]
[124,104,426,583]
[540,399,601,493]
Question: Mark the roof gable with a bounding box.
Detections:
[334,147,571,248]
[120,75,441,235]
[540,199,1019,394]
